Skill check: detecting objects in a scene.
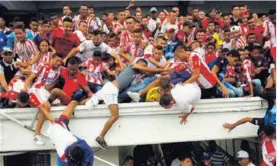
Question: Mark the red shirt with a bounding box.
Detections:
[61,67,87,98]
[248,26,265,44]
[205,53,217,65]
[201,17,224,30]
[50,28,80,59]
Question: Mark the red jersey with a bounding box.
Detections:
[32,63,61,89]
[188,52,217,89]
[61,67,87,98]
[50,28,80,59]
[248,26,265,44]
[201,18,224,30]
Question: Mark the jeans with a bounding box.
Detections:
[218,81,244,97]
[118,76,156,103]
[170,69,191,85]
[88,82,102,93]
[252,79,262,96]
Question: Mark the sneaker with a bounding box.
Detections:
[33,135,44,145]
[127,92,140,102]
[95,137,108,150]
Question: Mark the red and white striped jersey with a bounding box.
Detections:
[38,52,52,65]
[58,16,73,27]
[0,79,25,102]
[119,30,132,47]
[188,52,217,89]
[242,59,255,77]
[184,27,197,43]
[236,36,247,49]
[261,137,276,166]
[263,20,276,47]
[84,59,106,85]
[113,22,127,35]
[166,61,188,72]
[13,39,39,63]
[124,42,144,59]
[239,24,248,37]
[73,15,98,32]
[32,63,61,89]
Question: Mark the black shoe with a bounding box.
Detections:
[95,137,108,150]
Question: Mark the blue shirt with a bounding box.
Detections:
[7,30,34,49]
[57,137,94,166]
[0,32,7,53]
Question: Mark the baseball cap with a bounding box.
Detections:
[230,26,240,32]
[236,150,249,160]
[202,152,212,160]
[183,21,194,28]
[1,47,12,54]
[150,7,157,13]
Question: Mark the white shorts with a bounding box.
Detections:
[29,87,50,106]
[94,82,119,106]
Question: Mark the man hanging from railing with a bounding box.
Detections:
[223,87,276,166]
[40,95,94,166]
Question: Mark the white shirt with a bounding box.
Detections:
[160,19,178,33]
[171,83,201,112]
[170,158,181,166]
[74,30,86,42]
[247,162,255,166]
[223,39,234,51]
[77,40,112,62]
[47,122,77,159]
[147,18,161,32]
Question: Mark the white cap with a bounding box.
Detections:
[236,150,249,159]
[230,26,240,32]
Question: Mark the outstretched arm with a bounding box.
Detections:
[133,64,172,73]
[223,117,253,132]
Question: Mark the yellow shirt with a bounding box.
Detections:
[212,33,223,46]
[146,87,161,102]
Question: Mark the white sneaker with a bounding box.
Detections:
[86,96,99,110]
[127,92,140,102]
[33,135,44,145]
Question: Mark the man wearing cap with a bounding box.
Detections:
[147,7,161,33]
[0,47,19,107]
[231,25,247,49]
[201,152,213,166]
[236,150,255,166]
[0,47,18,92]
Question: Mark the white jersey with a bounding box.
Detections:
[263,20,276,47]
[77,40,112,62]
[47,122,78,160]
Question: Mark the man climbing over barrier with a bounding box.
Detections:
[41,99,94,166]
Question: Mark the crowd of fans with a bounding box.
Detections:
[0,1,276,166]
